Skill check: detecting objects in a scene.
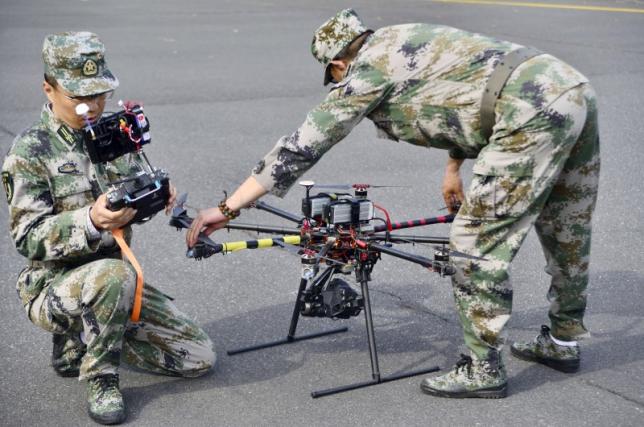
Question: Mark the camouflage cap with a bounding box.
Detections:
[42,31,119,96]
[310,9,372,86]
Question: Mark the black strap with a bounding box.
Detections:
[480,47,542,142]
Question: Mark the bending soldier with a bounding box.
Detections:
[2,32,215,424]
[186,9,599,398]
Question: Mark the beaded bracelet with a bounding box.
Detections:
[218,199,240,220]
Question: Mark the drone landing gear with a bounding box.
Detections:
[226,269,348,356]
[310,265,439,398]
[226,262,440,398]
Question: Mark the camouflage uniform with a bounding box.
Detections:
[252,10,599,365]
[1,32,215,383]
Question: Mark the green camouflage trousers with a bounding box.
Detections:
[28,258,215,380]
[451,83,600,360]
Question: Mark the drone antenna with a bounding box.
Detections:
[299,180,315,198]
[299,180,315,221]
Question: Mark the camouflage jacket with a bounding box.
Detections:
[252,24,588,197]
[2,104,134,308]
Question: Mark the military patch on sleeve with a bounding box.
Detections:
[2,171,14,203]
[57,161,82,175]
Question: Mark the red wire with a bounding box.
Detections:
[373,203,392,232]
[120,101,144,147]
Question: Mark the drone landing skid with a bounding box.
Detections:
[227,269,348,356]
[227,272,348,355]
[311,270,440,398]
[226,261,441,399]
[225,326,348,355]
[311,366,440,398]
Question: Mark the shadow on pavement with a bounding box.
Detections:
[120,270,643,418]
[507,270,644,396]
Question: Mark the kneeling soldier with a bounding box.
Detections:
[2,32,215,424]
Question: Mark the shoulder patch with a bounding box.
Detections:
[2,171,14,203]
[57,125,77,146]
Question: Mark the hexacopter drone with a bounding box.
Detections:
[170,181,483,398]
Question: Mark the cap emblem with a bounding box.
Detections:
[82,59,98,76]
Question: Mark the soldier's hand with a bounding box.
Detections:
[442,169,464,214]
[90,193,137,230]
[186,207,229,248]
[165,183,177,215]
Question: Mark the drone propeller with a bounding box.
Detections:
[169,194,221,259]
[176,192,188,208]
[272,238,305,256]
[389,236,487,261]
[187,234,222,260]
[169,209,192,229]
[438,201,462,212]
[378,233,487,261]
[311,183,409,190]
[170,192,192,226]
[432,245,487,261]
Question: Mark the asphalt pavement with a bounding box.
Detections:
[1,0,643,426]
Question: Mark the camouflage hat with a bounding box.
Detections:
[311,9,372,86]
[42,31,119,96]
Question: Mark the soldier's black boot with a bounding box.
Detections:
[87,374,126,425]
[52,332,86,377]
[511,325,580,373]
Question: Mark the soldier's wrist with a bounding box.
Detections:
[86,207,102,240]
[446,157,465,173]
[218,200,240,220]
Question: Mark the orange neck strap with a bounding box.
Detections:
[111,228,144,322]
